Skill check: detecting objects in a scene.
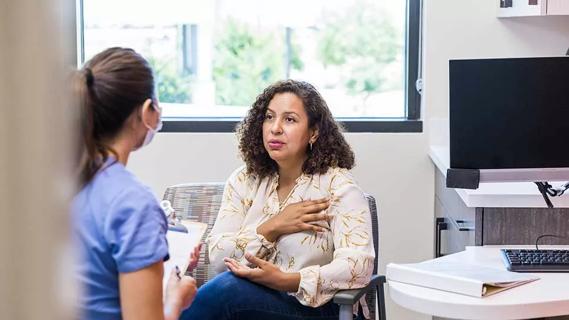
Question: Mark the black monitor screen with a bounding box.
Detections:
[449,57,569,169]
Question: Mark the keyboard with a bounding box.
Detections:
[501,249,569,272]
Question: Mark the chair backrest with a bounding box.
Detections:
[365,194,379,275]
[163,183,225,287]
[364,194,380,319]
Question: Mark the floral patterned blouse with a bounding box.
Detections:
[207,165,375,310]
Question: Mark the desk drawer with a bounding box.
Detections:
[435,171,475,256]
[436,197,475,256]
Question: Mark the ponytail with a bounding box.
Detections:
[75,67,113,187]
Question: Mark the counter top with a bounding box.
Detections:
[388,246,569,319]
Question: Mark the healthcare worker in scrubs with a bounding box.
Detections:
[72,47,198,320]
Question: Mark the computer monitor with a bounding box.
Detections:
[448,56,569,187]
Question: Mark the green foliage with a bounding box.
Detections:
[148,56,193,104]
[288,33,304,72]
[317,0,400,97]
[144,0,400,108]
[213,19,288,106]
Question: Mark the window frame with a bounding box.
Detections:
[77,0,423,133]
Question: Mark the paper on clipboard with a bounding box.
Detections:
[163,220,207,289]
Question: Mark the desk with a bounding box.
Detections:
[430,146,569,257]
[388,246,569,320]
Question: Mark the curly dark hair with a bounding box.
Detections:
[237,80,355,178]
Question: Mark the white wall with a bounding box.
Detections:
[425,0,569,145]
[128,1,569,319]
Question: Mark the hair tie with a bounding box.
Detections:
[84,67,94,87]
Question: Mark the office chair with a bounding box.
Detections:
[334,194,386,320]
[163,184,386,319]
[163,183,225,287]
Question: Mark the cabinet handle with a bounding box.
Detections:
[451,218,475,231]
[435,217,448,258]
[500,0,513,8]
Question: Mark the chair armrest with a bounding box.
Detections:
[332,274,386,305]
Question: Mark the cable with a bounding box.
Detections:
[535,234,568,250]
[535,182,554,208]
[534,182,569,208]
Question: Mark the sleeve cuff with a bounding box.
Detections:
[292,265,321,307]
[256,233,275,249]
[253,233,276,261]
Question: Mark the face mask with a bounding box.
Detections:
[141,117,162,147]
[140,103,163,148]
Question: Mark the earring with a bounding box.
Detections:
[309,141,313,151]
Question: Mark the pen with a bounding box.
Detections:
[175,265,182,280]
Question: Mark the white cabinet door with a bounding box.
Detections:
[546,0,569,15]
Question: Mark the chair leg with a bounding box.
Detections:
[339,304,352,320]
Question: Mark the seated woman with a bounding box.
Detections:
[181,80,374,320]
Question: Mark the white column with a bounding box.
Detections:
[191,0,216,107]
[0,0,76,319]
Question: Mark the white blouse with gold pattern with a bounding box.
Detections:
[207,166,375,309]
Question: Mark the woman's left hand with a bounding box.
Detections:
[224,253,300,292]
[187,243,202,273]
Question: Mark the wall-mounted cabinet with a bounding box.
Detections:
[498,0,569,17]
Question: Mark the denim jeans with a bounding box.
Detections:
[179,271,359,320]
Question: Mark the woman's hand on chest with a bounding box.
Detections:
[256,198,331,242]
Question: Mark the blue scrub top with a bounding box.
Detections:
[72,159,169,320]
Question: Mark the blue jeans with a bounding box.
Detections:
[180,271,357,320]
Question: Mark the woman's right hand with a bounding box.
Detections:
[164,243,201,319]
[257,198,331,242]
[164,269,197,319]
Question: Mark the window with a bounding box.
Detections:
[79,0,422,132]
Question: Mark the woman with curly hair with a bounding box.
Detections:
[181,80,374,320]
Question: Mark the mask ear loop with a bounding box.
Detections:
[150,101,158,112]
[141,99,161,130]
[153,102,163,131]
[149,100,163,131]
